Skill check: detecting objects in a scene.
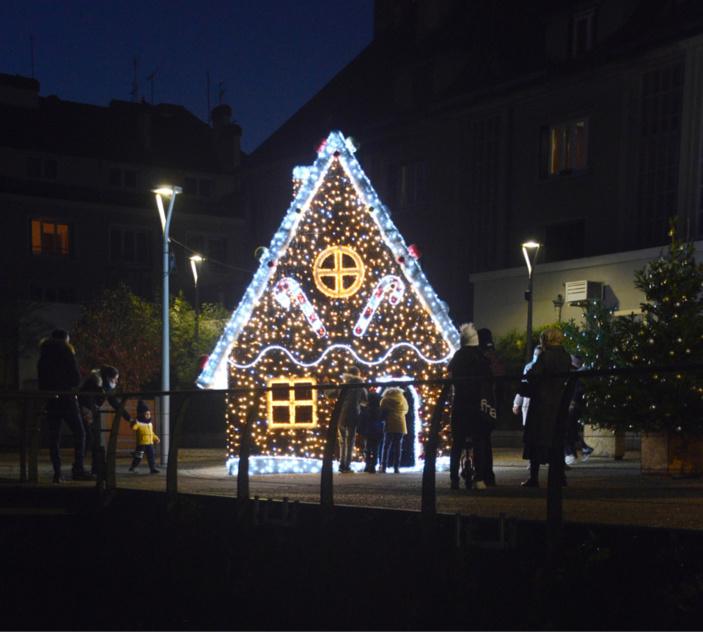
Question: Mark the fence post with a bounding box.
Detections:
[546,375,577,561]
[28,396,40,484]
[320,385,348,508]
[166,396,191,499]
[19,397,28,482]
[421,383,451,516]
[236,405,257,501]
[105,399,129,491]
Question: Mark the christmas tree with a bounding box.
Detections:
[562,299,629,428]
[616,224,703,433]
[199,132,459,473]
[564,224,703,433]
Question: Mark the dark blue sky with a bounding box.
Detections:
[0,0,374,153]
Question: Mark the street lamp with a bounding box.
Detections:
[189,254,204,345]
[522,240,541,361]
[154,184,182,466]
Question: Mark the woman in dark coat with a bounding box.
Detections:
[521,328,573,488]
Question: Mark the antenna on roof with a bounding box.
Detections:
[206,71,211,123]
[29,34,35,79]
[218,80,225,105]
[146,68,157,103]
[130,56,139,101]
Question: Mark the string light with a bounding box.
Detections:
[198,131,459,472]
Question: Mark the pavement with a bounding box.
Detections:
[3,447,703,530]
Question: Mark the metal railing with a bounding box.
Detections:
[3,361,703,553]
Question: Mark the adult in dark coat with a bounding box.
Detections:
[37,329,91,483]
[336,366,367,472]
[478,328,504,486]
[78,365,132,477]
[358,388,384,472]
[448,323,492,490]
[521,328,574,487]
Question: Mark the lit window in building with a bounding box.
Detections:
[544,119,588,176]
[31,219,70,256]
[266,377,318,428]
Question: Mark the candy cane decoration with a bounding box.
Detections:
[274,277,327,338]
[353,275,405,337]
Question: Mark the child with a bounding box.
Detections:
[129,400,160,474]
[379,386,409,473]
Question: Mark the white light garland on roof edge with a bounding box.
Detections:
[197,131,460,389]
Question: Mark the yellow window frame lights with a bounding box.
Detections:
[266,377,318,428]
[313,245,365,299]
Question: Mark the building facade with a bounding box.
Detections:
[241,0,703,331]
[0,73,252,388]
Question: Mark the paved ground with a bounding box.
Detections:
[4,447,703,530]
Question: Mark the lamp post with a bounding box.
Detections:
[521,240,541,361]
[154,184,182,466]
[189,254,204,346]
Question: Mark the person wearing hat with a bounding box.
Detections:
[447,323,492,490]
[129,400,160,474]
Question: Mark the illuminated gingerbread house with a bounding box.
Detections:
[198,131,459,474]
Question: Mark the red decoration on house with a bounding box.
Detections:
[198,354,209,371]
[397,255,406,264]
[408,244,421,260]
[267,260,276,268]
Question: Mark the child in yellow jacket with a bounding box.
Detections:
[129,400,160,474]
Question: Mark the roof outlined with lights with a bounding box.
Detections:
[197,130,459,389]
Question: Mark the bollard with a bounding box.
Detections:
[166,396,192,499]
[421,383,451,517]
[105,399,129,491]
[236,405,257,501]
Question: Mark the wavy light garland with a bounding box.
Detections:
[229,341,453,369]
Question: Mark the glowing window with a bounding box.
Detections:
[267,377,318,428]
[313,245,364,298]
[31,219,70,256]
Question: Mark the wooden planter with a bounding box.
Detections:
[583,424,626,460]
[641,432,703,476]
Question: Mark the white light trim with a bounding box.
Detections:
[225,455,451,475]
[197,131,460,389]
[229,341,453,369]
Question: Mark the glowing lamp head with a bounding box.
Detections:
[153,185,183,197]
[521,241,541,276]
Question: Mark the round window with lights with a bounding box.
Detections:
[313,245,365,299]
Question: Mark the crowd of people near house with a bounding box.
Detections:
[36,329,159,483]
[36,323,591,488]
[334,323,592,490]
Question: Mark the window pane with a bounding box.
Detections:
[272,384,289,401]
[273,406,290,423]
[56,224,69,255]
[294,383,313,401]
[31,220,41,254]
[296,406,313,423]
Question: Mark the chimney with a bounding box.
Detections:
[211,104,241,171]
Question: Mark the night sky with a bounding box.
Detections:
[0,0,374,153]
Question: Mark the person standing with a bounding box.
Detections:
[379,386,409,473]
[358,387,384,473]
[477,328,503,486]
[336,366,367,473]
[78,365,132,478]
[564,354,594,464]
[448,323,491,490]
[128,400,160,473]
[521,329,574,488]
[37,329,92,483]
[512,346,543,426]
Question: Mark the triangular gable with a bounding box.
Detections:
[197,130,460,388]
